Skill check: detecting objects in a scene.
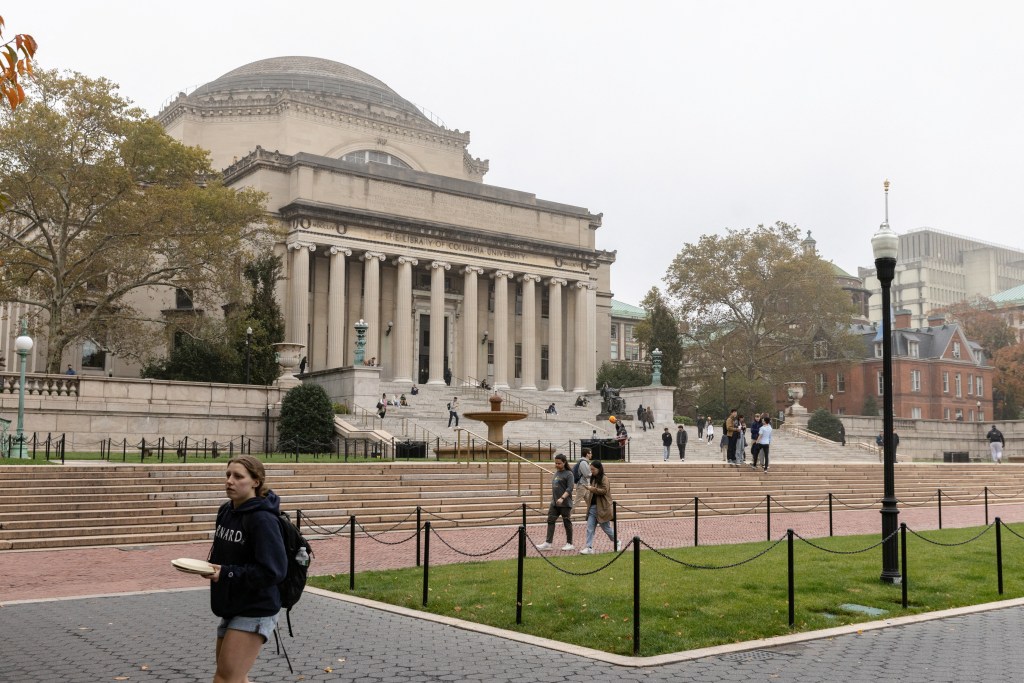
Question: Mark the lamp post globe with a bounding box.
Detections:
[872,220,901,583]
[829,393,834,414]
[245,326,253,385]
[721,367,727,414]
[13,320,34,459]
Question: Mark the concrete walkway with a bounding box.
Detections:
[3,500,1024,681]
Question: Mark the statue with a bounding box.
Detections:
[600,385,626,416]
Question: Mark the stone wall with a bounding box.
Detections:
[838,415,1022,462]
[0,374,284,453]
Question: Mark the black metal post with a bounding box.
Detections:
[416,506,422,567]
[937,489,943,529]
[423,521,431,606]
[632,536,640,656]
[612,501,619,550]
[828,493,834,537]
[349,515,356,590]
[766,495,772,542]
[245,327,252,385]
[522,502,527,529]
[787,529,795,626]
[875,243,901,584]
[516,525,525,625]
[264,404,271,454]
[985,487,989,525]
[901,523,908,608]
[996,517,1004,595]
[694,496,699,547]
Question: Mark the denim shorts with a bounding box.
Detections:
[217,613,278,643]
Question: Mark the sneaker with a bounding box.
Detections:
[536,542,552,550]
[580,547,595,555]
[561,543,575,551]
[763,467,769,472]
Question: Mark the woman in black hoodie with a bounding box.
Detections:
[207,455,287,683]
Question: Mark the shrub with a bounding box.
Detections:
[807,408,843,442]
[332,402,351,415]
[279,384,335,453]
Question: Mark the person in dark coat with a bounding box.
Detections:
[676,425,688,461]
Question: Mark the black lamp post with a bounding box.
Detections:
[721,366,727,413]
[829,393,834,414]
[977,400,981,422]
[245,326,253,385]
[872,215,901,584]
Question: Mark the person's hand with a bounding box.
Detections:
[205,563,221,582]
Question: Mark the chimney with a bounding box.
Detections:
[927,312,946,326]
[894,309,912,329]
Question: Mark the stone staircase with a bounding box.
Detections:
[4,461,1024,551]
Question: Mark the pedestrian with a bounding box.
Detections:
[376,393,387,419]
[696,415,704,440]
[447,396,459,428]
[705,418,715,445]
[725,408,739,465]
[615,421,628,452]
[987,424,1005,464]
[573,448,592,516]
[443,367,452,386]
[645,406,655,431]
[298,356,307,374]
[749,413,762,463]
[661,427,672,461]
[545,402,558,415]
[755,415,773,472]
[410,385,419,395]
[736,415,747,465]
[536,454,574,551]
[579,460,620,554]
[838,422,846,446]
[65,364,76,376]
[206,455,287,683]
[875,431,884,463]
[637,404,646,431]
[676,424,687,461]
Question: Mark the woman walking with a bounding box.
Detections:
[579,460,620,554]
[536,454,575,551]
[207,456,287,683]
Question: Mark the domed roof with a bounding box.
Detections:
[190,56,428,121]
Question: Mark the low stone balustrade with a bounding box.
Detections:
[0,373,80,397]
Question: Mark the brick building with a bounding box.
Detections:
[804,311,994,422]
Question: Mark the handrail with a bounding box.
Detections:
[582,420,616,437]
[454,426,553,506]
[781,424,839,447]
[458,375,540,418]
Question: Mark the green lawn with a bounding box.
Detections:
[310,524,1024,656]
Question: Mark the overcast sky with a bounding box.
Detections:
[8,1,1024,304]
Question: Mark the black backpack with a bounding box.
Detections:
[243,510,313,637]
[572,460,583,484]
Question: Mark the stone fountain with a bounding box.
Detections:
[437,393,554,461]
[463,393,528,444]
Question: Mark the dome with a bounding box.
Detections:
[189,56,429,122]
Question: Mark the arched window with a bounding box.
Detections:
[340,150,411,169]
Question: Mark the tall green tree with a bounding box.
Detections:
[237,254,286,385]
[635,287,684,387]
[663,222,859,413]
[0,69,267,371]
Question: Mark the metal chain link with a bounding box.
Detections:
[526,535,626,576]
[896,493,939,508]
[300,516,350,536]
[1000,523,1024,542]
[988,487,1024,500]
[698,497,764,516]
[616,502,690,517]
[355,520,420,545]
[939,490,986,504]
[905,523,993,547]
[638,535,786,570]
[423,505,522,525]
[831,496,882,510]
[794,527,899,555]
[770,496,829,514]
[429,526,520,557]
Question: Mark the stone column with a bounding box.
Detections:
[392,256,418,383]
[492,270,514,389]
[462,266,485,384]
[519,274,541,390]
[573,281,592,392]
[427,260,450,385]
[288,242,316,347]
[361,251,386,365]
[326,246,351,369]
[547,278,566,391]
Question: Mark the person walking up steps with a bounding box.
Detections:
[579,460,620,554]
[705,419,714,445]
[536,454,575,551]
[755,415,773,472]
[988,424,1005,464]
[662,427,672,461]
[676,424,687,461]
[447,397,459,428]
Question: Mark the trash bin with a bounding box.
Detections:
[580,438,624,461]
[943,451,969,463]
[396,440,427,459]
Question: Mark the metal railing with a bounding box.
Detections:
[453,426,553,506]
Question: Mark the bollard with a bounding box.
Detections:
[612,501,619,550]
[937,489,943,529]
[828,493,834,537]
[787,529,795,626]
[900,522,908,608]
[694,496,699,547]
[295,509,302,528]
[516,525,525,625]
[522,502,527,529]
[122,438,127,462]
[985,487,989,525]
[996,517,1004,596]
[349,515,356,590]
[632,536,640,656]
[416,506,422,567]
[423,521,431,606]
[766,496,772,542]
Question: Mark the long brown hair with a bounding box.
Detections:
[228,455,270,497]
[590,460,605,486]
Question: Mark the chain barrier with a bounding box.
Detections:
[939,490,986,504]
[301,516,350,536]
[896,493,939,508]
[358,508,418,536]
[794,527,900,555]
[697,498,764,516]
[905,523,993,547]
[526,504,549,516]
[429,526,520,557]
[525,535,626,576]
[987,487,1024,500]
[1000,523,1024,542]
[770,496,829,514]
[354,520,420,545]
[638,535,786,570]
[831,495,883,510]
[422,505,522,525]
[616,502,690,517]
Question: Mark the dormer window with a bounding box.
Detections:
[908,341,919,358]
[813,341,828,359]
[340,150,411,169]
[874,342,883,358]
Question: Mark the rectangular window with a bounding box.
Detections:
[541,287,550,319]
[624,324,635,342]
[175,288,193,309]
[967,374,973,395]
[877,371,884,396]
[944,408,951,420]
[976,376,984,397]
[979,410,985,422]
[486,341,494,366]
[836,372,846,393]
[813,341,828,359]
[874,343,883,358]
[625,343,640,361]
[514,343,522,379]
[610,324,617,340]
[911,407,922,419]
[911,370,921,392]
[955,374,962,398]
[815,372,827,394]
[952,341,961,358]
[610,341,619,360]
[514,283,522,316]
[908,340,919,358]
[540,346,549,381]
[81,339,105,369]
[942,372,949,393]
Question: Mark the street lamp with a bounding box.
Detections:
[245,326,253,385]
[14,319,33,459]
[872,216,901,584]
[976,400,981,422]
[829,393,835,414]
[721,366,727,413]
